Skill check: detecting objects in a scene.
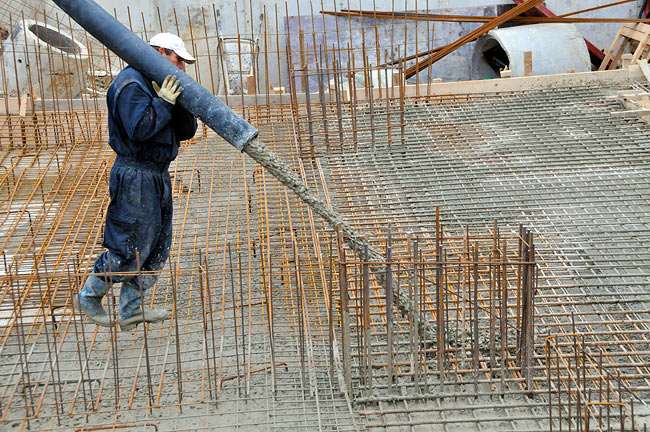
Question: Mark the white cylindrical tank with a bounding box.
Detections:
[1,20,89,98]
[472,23,591,80]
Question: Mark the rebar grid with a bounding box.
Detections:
[1,1,650,431]
[2,81,650,432]
[332,223,538,399]
[308,85,650,430]
[4,80,650,432]
[0,105,360,430]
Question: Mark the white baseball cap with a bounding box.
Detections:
[149,33,196,64]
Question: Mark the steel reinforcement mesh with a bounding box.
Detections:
[2,83,650,431]
[0,108,359,431]
[302,84,650,431]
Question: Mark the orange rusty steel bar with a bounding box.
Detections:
[403,0,547,79]
[556,0,638,18]
[584,402,627,431]
[321,8,650,24]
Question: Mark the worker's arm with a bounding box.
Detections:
[171,105,198,141]
[116,82,173,142]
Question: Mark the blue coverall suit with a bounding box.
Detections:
[80,66,197,321]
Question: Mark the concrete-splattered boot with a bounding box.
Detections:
[119,275,171,331]
[75,275,113,327]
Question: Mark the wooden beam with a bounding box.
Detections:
[351,67,643,102]
[523,51,533,76]
[19,94,28,117]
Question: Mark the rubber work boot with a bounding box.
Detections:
[119,276,171,331]
[76,275,113,327]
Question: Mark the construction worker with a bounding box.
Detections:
[75,33,197,330]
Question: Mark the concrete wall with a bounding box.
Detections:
[33,0,648,91]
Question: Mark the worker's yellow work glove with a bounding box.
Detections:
[152,75,183,105]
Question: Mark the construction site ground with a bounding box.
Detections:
[3,69,650,431]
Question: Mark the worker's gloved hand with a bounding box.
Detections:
[152,75,183,105]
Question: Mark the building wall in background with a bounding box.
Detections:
[26,0,648,91]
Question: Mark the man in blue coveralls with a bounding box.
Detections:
[75,33,198,331]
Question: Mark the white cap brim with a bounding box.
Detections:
[174,48,196,64]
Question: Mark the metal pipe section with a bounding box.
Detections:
[51,0,258,151]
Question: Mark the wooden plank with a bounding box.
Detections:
[0,68,641,113]
[19,94,28,117]
[599,27,624,71]
[622,53,634,68]
[246,74,256,95]
[523,51,533,76]
[618,95,643,110]
[610,37,632,70]
[352,67,642,102]
[618,24,650,41]
[634,22,650,35]
[638,58,650,81]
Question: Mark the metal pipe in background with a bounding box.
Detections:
[51,0,258,151]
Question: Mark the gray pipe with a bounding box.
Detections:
[51,0,258,151]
